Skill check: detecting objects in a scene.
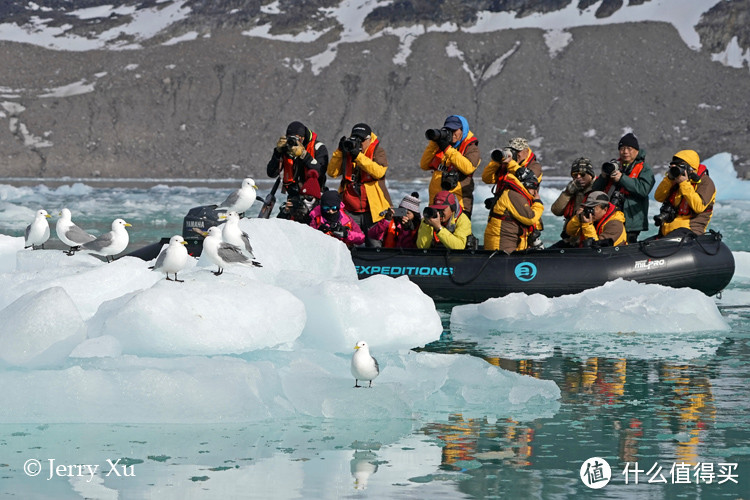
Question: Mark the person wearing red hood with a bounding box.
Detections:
[267,121,328,221]
[416,190,472,250]
[309,190,365,247]
[653,149,716,238]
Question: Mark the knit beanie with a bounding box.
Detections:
[618,132,639,150]
[286,121,306,138]
[301,170,321,199]
[398,192,420,213]
[571,157,595,177]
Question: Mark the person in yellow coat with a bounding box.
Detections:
[565,191,628,247]
[653,150,716,238]
[328,123,392,246]
[420,115,480,218]
[416,191,472,250]
[483,167,544,253]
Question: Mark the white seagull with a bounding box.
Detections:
[221,211,256,258]
[24,209,52,250]
[82,218,132,263]
[218,177,259,215]
[200,226,261,276]
[56,208,96,255]
[152,235,189,282]
[351,341,380,388]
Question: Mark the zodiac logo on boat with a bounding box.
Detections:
[514,262,537,281]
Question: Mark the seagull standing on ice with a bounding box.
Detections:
[200,226,261,276]
[221,211,256,258]
[152,235,189,282]
[351,341,379,388]
[82,218,132,263]
[56,208,96,255]
[218,177,259,216]
[24,209,51,249]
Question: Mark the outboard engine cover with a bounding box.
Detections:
[182,204,226,254]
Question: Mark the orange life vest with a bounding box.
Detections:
[281,131,318,186]
[383,220,398,248]
[602,160,644,196]
[342,138,379,213]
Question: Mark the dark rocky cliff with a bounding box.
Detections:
[1,0,749,180]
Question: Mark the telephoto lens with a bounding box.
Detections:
[602,160,620,176]
[423,207,438,219]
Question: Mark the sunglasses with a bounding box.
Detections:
[571,172,587,178]
[322,205,339,212]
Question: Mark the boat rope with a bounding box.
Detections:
[637,231,723,259]
[444,250,500,286]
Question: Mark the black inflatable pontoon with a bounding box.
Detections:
[350,232,735,302]
[127,205,735,303]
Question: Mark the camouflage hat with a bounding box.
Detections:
[571,157,595,177]
[508,137,528,151]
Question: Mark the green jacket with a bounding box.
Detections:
[592,151,655,233]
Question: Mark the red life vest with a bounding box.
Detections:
[490,177,536,236]
[342,138,379,213]
[493,152,537,193]
[281,131,318,186]
[383,220,398,248]
[667,164,712,216]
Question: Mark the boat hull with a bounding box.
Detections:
[351,232,735,302]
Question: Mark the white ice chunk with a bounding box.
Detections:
[452,279,729,334]
[87,274,307,356]
[295,274,443,353]
[69,335,122,358]
[0,286,85,367]
[0,234,24,272]
[731,251,750,280]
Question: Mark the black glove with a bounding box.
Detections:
[437,135,451,151]
[349,144,362,158]
[338,136,346,152]
[318,222,332,233]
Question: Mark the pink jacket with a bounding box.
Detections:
[309,203,365,247]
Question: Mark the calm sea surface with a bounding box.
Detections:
[0,178,747,499]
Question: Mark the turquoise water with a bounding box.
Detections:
[0,176,748,499]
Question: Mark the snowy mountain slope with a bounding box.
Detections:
[0,0,748,179]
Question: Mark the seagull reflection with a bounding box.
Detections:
[350,450,378,490]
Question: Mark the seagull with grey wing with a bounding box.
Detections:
[25,209,51,250]
[82,218,132,263]
[351,341,379,388]
[221,211,257,258]
[199,226,261,276]
[218,177,259,216]
[56,208,96,255]
[152,235,189,282]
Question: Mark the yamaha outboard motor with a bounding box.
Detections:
[182,204,226,255]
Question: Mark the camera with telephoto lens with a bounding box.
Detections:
[668,163,688,180]
[423,207,439,219]
[491,148,516,163]
[609,190,625,210]
[342,136,362,155]
[653,202,677,227]
[425,127,452,144]
[602,159,621,176]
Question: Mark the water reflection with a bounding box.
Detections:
[350,450,379,490]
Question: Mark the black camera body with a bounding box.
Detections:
[602,159,621,176]
[281,135,300,156]
[342,136,362,155]
[609,190,625,210]
[440,168,460,190]
[423,207,439,219]
[425,127,452,144]
[654,202,677,227]
[580,205,595,220]
[668,164,687,179]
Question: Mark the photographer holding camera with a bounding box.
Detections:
[420,115,480,218]
[652,150,716,238]
[267,121,328,222]
[484,166,544,253]
[563,191,627,247]
[328,122,392,246]
[591,132,655,243]
[416,191,472,250]
[309,190,365,247]
[550,157,596,247]
[367,192,421,248]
